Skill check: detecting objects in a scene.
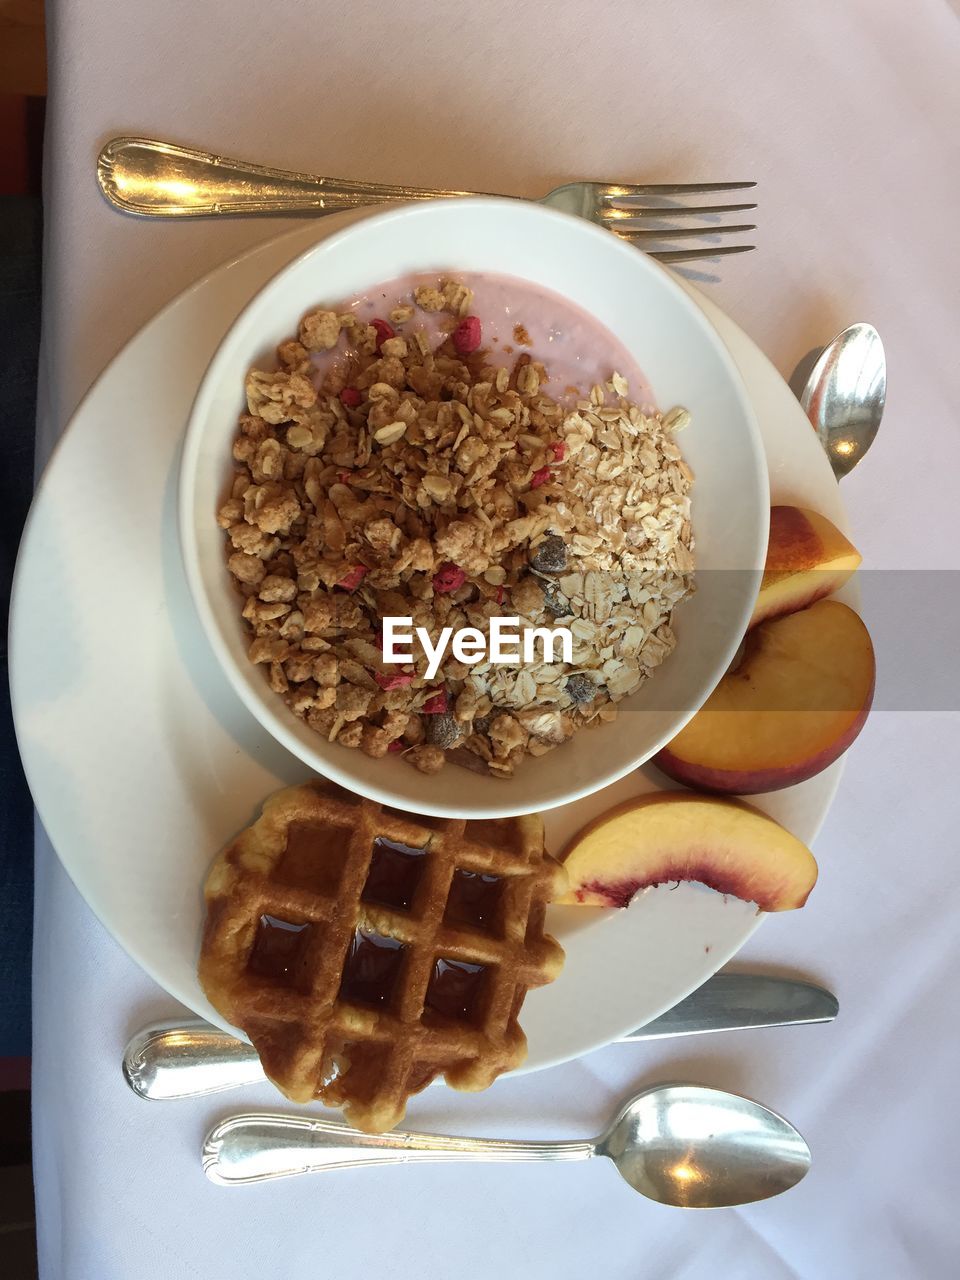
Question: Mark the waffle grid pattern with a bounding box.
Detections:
[199,782,565,1131]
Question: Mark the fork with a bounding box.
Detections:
[97,137,756,265]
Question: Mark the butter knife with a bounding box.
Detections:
[123,973,837,1101]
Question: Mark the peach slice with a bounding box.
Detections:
[556,793,817,911]
[655,599,875,794]
[750,506,861,628]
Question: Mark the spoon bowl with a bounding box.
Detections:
[599,1084,811,1207]
[800,322,886,479]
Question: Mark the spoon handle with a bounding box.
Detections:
[202,1112,594,1185]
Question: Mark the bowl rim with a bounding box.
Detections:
[179,196,768,817]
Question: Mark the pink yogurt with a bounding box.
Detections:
[307,271,657,410]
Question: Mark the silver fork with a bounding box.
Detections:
[97,137,756,265]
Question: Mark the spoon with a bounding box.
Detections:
[799,322,885,479]
[202,1084,811,1205]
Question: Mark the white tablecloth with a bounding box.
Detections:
[32,2,960,1276]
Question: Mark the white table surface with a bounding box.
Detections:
[31,1,960,1276]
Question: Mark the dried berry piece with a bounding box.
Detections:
[375,672,414,691]
[565,674,597,704]
[337,565,368,591]
[452,316,482,354]
[529,535,567,574]
[548,441,566,461]
[387,740,406,753]
[425,712,462,748]
[433,563,466,594]
[422,691,448,715]
[530,466,551,489]
[371,319,395,350]
[340,386,362,408]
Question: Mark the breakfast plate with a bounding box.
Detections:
[10,210,853,1078]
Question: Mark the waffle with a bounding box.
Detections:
[199,781,566,1131]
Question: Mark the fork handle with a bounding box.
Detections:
[202,1112,594,1184]
[97,136,491,217]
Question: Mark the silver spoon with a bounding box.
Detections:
[202,1084,811,1205]
[798,322,886,479]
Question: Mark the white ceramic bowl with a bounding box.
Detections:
[180,198,768,818]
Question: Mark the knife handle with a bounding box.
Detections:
[123,1020,263,1099]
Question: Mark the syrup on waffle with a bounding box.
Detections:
[199,781,565,1131]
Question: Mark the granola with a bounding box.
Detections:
[218,276,695,777]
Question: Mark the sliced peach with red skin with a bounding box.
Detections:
[750,506,861,628]
[656,599,875,794]
[556,792,817,911]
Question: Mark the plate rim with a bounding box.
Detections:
[10,215,848,1076]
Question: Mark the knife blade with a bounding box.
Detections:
[618,972,838,1041]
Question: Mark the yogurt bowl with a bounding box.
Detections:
[179,197,768,818]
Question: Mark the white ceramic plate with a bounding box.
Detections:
[180,198,768,818]
[10,214,852,1076]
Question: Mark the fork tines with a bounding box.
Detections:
[603,181,756,197]
[600,181,757,263]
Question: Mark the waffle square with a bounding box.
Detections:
[199,781,566,1131]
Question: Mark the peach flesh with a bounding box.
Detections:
[750,506,862,629]
[558,794,818,912]
[655,600,875,795]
